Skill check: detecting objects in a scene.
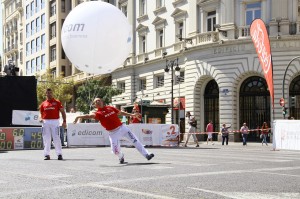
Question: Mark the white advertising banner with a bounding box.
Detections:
[12,110,83,126]
[12,110,41,126]
[273,120,300,150]
[67,123,109,146]
[67,123,179,147]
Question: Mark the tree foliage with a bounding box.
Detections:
[76,78,121,113]
[36,69,74,108]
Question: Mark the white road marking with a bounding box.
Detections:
[256,171,300,178]
[88,183,177,199]
[188,187,300,199]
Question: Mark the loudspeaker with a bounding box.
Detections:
[0,76,37,127]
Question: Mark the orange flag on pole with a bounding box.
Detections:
[250,19,274,109]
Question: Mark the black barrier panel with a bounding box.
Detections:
[0,76,37,127]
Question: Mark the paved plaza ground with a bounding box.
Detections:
[1,141,300,199]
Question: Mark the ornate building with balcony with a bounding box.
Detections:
[111,0,300,142]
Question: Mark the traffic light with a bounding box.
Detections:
[290,96,296,107]
[279,98,285,107]
[282,107,288,115]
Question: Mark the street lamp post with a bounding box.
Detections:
[164,57,180,124]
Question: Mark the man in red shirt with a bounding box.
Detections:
[73,97,154,164]
[206,120,214,145]
[39,88,66,160]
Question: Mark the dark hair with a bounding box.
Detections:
[46,88,52,92]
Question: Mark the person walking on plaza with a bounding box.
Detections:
[39,88,66,160]
[184,111,199,147]
[221,123,231,145]
[240,123,249,146]
[206,120,214,145]
[73,97,154,164]
[261,122,269,146]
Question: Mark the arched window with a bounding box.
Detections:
[204,79,219,141]
[289,75,300,119]
[240,76,270,142]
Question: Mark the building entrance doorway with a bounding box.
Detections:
[239,76,270,142]
[289,75,300,119]
[204,80,219,141]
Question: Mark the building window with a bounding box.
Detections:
[26,61,30,75]
[246,2,261,25]
[41,54,45,70]
[36,0,40,13]
[26,42,30,56]
[36,56,41,71]
[30,1,35,16]
[139,79,146,91]
[61,0,65,12]
[26,5,30,19]
[41,14,45,29]
[31,20,35,35]
[117,82,126,93]
[139,35,146,53]
[41,34,45,49]
[31,59,36,74]
[140,0,146,16]
[50,1,56,17]
[26,23,30,38]
[157,29,164,48]
[121,4,127,16]
[36,37,41,51]
[156,0,163,8]
[31,40,36,54]
[51,68,56,78]
[177,22,183,42]
[50,22,56,39]
[207,11,216,32]
[41,0,45,9]
[36,17,40,32]
[156,75,164,88]
[50,45,56,62]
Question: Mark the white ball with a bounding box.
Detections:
[61,1,132,74]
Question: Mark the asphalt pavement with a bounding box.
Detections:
[1,141,300,199]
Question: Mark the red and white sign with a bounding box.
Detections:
[250,19,274,108]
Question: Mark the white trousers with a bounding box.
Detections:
[109,124,149,159]
[42,119,62,156]
[185,126,198,143]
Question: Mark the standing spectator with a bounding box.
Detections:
[221,123,231,145]
[130,106,142,124]
[70,107,76,113]
[183,112,199,147]
[261,122,269,146]
[73,97,154,164]
[39,88,66,160]
[59,126,66,147]
[206,120,214,145]
[240,123,249,146]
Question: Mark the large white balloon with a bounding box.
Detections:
[61,1,132,74]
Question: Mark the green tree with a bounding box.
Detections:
[76,78,121,113]
[37,69,74,108]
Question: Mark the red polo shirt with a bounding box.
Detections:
[40,98,63,119]
[95,106,122,131]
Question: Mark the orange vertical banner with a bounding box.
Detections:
[250,19,274,108]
